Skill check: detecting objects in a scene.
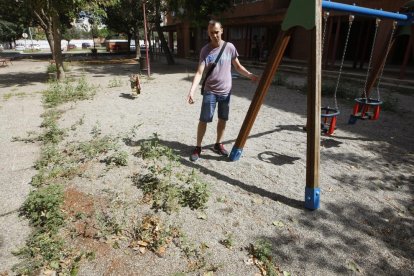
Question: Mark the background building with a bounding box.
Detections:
[163,0,413,77]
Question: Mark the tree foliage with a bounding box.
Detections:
[0,1,27,43]
[167,0,234,26]
[15,0,118,80]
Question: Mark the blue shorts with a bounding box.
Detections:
[199,92,231,123]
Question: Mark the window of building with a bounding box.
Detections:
[229,27,243,40]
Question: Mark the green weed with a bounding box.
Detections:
[42,77,96,108]
[134,168,210,214]
[249,239,281,276]
[47,62,70,74]
[70,115,85,131]
[181,172,210,210]
[40,109,64,128]
[108,77,124,88]
[13,231,64,275]
[174,232,207,271]
[105,150,129,166]
[123,124,142,145]
[138,133,179,161]
[20,184,65,232]
[40,122,66,144]
[3,91,28,100]
[91,122,102,138]
[34,145,62,170]
[96,211,125,237]
[16,92,27,99]
[11,131,40,143]
[3,93,13,100]
[77,135,118,160]
[220,232,234,249]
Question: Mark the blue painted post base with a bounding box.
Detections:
[305,187,320,210]
[229,147,243,161]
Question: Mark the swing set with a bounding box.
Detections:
[229,0,413,210]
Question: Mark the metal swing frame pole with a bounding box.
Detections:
[322,1,410,21]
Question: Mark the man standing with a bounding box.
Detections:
[187,20,258,161]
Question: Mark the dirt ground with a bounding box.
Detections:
[0,57,413,275]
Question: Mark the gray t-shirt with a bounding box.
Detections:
[200,42,238,95]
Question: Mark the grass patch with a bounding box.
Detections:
[3,91,28,101]
[108,77,124,88]
[3,92,13,101]
[42,76,96,108]
[47,62,70,74]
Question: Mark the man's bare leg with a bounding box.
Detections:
[197,121,207,147]
[216,119,226,144]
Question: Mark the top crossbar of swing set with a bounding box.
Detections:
[322,0,413,23]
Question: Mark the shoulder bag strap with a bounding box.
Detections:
[201,42,228,94]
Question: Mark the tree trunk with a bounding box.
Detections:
[127,33,132,56]
[154,0,174,65]
[135,28,141,59]
[33,9,64,79]
[45,29,54,57]
[51,12,65,80]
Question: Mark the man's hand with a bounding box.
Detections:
[187,92,195,104]
[248,73,259,83]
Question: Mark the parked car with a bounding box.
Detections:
[82,42,92,49]
[0,44,4,52]
[68,44,77,50]
[15,44,25,51]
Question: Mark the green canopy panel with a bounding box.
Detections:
[281,0,318,31]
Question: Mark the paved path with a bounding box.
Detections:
[0,60,47,272]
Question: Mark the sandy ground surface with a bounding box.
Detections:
[0,57,413,275]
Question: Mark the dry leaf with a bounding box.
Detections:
[244,258,254,265]
[197,212,207,220]
[272,220,285,228]
[137,240,148,247]
[157,246,166,255]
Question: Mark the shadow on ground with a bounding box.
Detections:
[258,200,413,274]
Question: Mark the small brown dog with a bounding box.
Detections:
[129,74,141,97]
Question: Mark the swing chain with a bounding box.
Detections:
[333,14,354,110]
[321,11,330,53]
[375,21,398,100]
[362,18,381,100]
